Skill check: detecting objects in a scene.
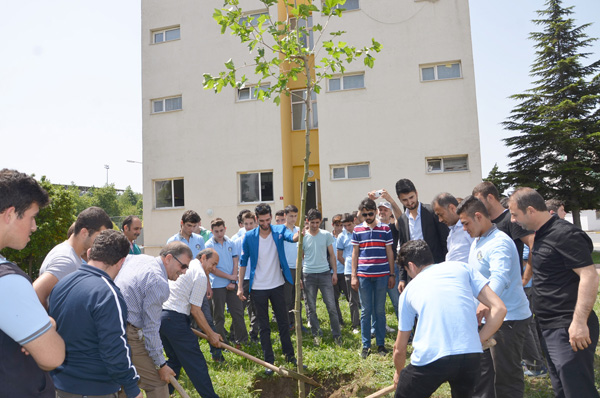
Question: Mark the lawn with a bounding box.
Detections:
[175,288,600,397]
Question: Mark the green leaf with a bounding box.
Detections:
[225,59,235,70]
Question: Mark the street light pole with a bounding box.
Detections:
[104,164,109,186]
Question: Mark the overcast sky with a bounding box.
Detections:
[1,0,599,193]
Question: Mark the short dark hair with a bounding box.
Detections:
[472,181,500,201]
[197,247,215,261]
[545,198,564,213]
[399,240,434,269]
[510,187,547,213]
[181,210,200,224]
[160,241,193,259]
[74,207,113,236]
[255,203,272,217]
[242,211,256,221]
[306,208,322,221]
[275,210,285,218]
[358,198,377,211]
[122,215,140,231]
[395,179,416,196]
[331,214,342,225]
[0,169,50,217]
[88,230,130,266]
[431,192,458,209]
[210,218,226,229]
[342,212,354,223]
[284,205,298,214]
[237,209,251,225]
[456,195,489,219]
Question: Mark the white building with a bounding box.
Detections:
[141,0,483,254]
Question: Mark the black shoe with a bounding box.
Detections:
[213,355,226,364]
[378,346,389,356]
[265,368,274,376]
[286,356,308,370]
[361,348,371,359]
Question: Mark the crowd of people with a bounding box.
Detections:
[0,167,598,398]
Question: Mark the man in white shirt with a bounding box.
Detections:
[432,192,474,263]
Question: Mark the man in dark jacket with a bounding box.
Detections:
[49,230,142,398]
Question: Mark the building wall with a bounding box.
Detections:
[141,0,482,254]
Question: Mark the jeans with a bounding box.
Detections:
[386,267,400,319]
[333,273,347,326]
[197,293,222,360]
[395,353,481,398]
[159,311,219,398]
[358,275,388,348]
[252,284,294,364]
[303,271,341,338]
[242,280,259,339]
[345,275,361,329]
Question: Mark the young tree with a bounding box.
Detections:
[203,0,380,394]
[502,0,600,227]
[484,163,511,197]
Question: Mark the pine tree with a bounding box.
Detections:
[502,0,600,227]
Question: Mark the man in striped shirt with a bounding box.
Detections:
[351,198,395,359]
[115,241,191,398]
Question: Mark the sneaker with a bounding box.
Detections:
[313,336,322,346]
[334,336,343,347]
[286,356,308,370]
[265,368,274,376]
[361,347,371,359]
[524,366,549,378]
[352,328,360,334]
[386,325,396,334]
[377,346,389,356]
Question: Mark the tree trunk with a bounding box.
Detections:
[571,208,581,229]
[294,55,312,398]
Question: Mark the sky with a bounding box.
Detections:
[1,0,599,193]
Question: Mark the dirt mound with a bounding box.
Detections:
[253,373,381,398]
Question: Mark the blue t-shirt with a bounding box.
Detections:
[303,230,335,274]
[336,229,354,275]
[398,261,488,366]
[206,237,239,289]
[284,226,299,270]
[468,226,531,321]
[166,232,205,259]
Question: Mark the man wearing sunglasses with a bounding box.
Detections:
[351,198,395,359]
[115,241,192,398]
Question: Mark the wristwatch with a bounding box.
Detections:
[155,362,167,370]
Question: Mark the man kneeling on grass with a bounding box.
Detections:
[393,240,506,398]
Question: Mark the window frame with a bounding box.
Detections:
[330,162,371,180]
[236,83,271,102]
[323,0,360,11]
[154,178,185,209]
[151,95,182,114]
[291,89,318,131]
[238,170,275,204]
[426,155,469,173]
[152,26,181,44]
[327,72,365,92]
[289,16,314,50]
[240,10,271,27]
[420,61,462,82]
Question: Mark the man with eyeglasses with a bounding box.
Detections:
[115,241,191,398]
[351,198,395,359]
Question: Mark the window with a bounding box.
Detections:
[152,96,182,113]
[328,73,365,91]
[331,163,370,180]
[237,83,270,101]
[153,27,180,44]
[155,179,184,208]
[239,171,274,203]
[426,156,468,173]
[240,11,270,27]
[291,89,318,130]
[421,62,462,81]
[324,0,359,11]
[290,16,314,50]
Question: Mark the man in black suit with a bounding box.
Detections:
[394,179,449,292]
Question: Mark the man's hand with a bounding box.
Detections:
[387,275,395,289]
[208,330,223,348]
[393,370,400,389]
[568,320,591,352]
[237,286,246,301]
[476,303,489,326]
[157,364,176,383]
[206,285,213,300]
[351,275,359,291]
[226,282,236,291]
[332,273,338,285]
[397,281,406,294]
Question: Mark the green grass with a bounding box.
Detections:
[592,251,600,265]
[174,289,600,397]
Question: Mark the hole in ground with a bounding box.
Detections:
[253,373,381,397]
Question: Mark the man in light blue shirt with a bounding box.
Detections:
[167,210,206,259]
[393,240,506,397]
[432,192,473,263]
[205,218,248,345]
[337,213,360,332]
[457,195,532,398]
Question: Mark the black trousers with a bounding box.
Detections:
[395,353,481,398]
[252,284,294,364]
[541,312,599,398]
